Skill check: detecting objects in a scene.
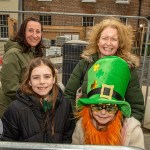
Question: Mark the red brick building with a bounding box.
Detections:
[21,0,150,48]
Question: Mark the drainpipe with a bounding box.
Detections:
[138,0,142,27]
[18,0,23,29]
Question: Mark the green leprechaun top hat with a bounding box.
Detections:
[77,56,131,117]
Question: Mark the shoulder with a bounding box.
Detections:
[123,117,143,135]
[56,88,72,108]
[2,100,24,119]
[4,41,23,54]
[72,118,84,144]
[123,117,142,132]
[122,117,144,149]
[128,68,140,84]
[3,46,23,61]
[3,47,33,65]
[73,118,83,134]
[59,97,72,110]
[76,118,82,127]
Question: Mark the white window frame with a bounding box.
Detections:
[82,16,94,26]
[38,0,52,1]
[115,0,130,4]
[40,15,51,25]
[120,17,128,25]
[82,0,96,2]
[0,14,9,39]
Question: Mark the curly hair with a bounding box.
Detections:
[81,17,140,68]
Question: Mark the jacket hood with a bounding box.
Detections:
[16,87,64,110]
[81,53,99,63]
[4,40,22,53]
[81,52,139,68]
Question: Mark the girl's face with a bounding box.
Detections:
[29,64,55,98]
[91,104,117,126]
[98,26,119,57]
[25,21,42,47]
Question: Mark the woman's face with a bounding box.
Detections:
[25,21,42,47]
[98,26,119,57]
[29,64,55,98]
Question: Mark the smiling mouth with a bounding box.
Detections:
[38,87,47,90]
[104,48,113,51]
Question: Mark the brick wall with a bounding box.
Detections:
[23,0,150,28]
[23,0,150,17]
[22,0,150,48]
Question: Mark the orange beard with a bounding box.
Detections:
[78,106,122,145]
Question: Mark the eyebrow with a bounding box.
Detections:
[31,73,51,77]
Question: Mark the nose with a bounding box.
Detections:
[106,39,111,45]
[32,31,38,38]
[39,77,45,84]
[100,109,107,115]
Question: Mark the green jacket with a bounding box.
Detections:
[0,40,35,117]
[64,53,145,123]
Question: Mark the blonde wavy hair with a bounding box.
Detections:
[81,17,140,68]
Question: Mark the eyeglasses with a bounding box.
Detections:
[90,104,118,114]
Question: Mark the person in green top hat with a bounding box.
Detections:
[64,17,144,123]
[72,56,144,149]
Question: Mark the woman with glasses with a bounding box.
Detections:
[72,56,144,149]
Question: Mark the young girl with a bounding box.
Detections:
[72,56,144,149]
[1,57,75,143]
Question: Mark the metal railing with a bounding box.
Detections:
[0,10,150,110]
[0,141,143,150]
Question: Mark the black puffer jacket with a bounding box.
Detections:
[1,89,75,143]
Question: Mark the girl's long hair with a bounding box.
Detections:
[20,57,58,105]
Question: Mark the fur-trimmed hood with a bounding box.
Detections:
[81,52,140,69]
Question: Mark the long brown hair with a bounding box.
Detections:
[20,57,58,105]
[11,17,44,57]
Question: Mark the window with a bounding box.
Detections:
[120,18,127,25]
[38,0,52,1]
[40,16,51,25]
[83,17,94,26]
[82,0,96,2]
[115,0,130,4]
[0,15,9,38]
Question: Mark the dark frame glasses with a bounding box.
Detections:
[90,104,118,114]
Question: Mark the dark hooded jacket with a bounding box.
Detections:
[1,88,75,143]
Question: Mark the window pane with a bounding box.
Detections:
[0,14,9,38]
[83,17,93,26]
[40,15,51,25]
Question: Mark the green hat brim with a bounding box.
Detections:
[77,95,131,118]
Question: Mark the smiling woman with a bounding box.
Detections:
[64,17,145,124]
[25,21,42,47]
[0,17,44,119]
[1,57,75,143]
